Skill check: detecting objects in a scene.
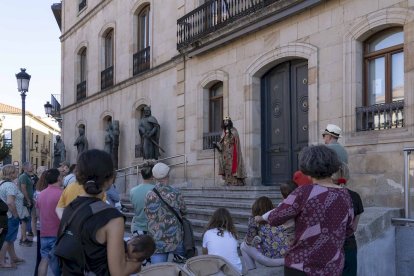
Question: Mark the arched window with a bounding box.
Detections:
[101,29,114,90]
[203,82,223,149]
[77,47,87,101]
[364,28,403,106]
[209,82,223,133]
[133,5,151,75]
[357,28,404,131]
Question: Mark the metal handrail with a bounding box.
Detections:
[115,154,188,182]
[403,147,414,219]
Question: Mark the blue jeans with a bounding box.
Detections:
[151,242,185,264]
[40,237,61,276]
[5,217,19,242]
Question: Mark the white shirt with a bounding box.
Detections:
[202,228,242,272]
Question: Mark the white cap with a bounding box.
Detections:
[152,163,170,179]
[322,124,342,138]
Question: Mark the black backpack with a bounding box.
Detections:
[54,199,112,275]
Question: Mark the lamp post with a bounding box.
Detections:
[15,68,31,164]
[44,101,62,128]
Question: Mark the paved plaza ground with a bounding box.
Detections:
[6,236,38,276]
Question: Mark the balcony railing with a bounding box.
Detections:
[79,0,87,11]
[356,100,404,132]
[76,80,86,102]
[177,0,304,49]
[133,46,151,76]
[203,132,222,150]
[101,66,114,90]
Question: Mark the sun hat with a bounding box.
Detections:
[152,162,170,179]
[322,124,342,138]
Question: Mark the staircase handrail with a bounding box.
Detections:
[115,154,188,182]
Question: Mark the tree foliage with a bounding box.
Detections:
[0,118,12,162]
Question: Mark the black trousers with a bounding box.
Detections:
[285,266,307,276]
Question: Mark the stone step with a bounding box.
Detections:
[186,207,251,224]
[190,218,248,237]
[182,191,282,200]
[184,199,254,211]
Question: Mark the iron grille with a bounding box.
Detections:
[133,46,151,76]
[76,81,86,102]
[203,132,222,150]
[101,66,114,90]
[356,100,404,131]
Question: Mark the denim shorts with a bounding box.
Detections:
[40,237,57,258]
[5,217,20,242]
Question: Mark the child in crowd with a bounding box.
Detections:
[240,196,292,274]
[202,208,242,273]
[125,235,156,265]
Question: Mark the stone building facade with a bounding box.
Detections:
[0,103,60,170]
[56,0,414,207]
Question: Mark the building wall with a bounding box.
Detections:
[0,113,59,171]
[60,0,414,207]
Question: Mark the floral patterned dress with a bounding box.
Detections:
[144,183,187,253]
[245,217,294,258]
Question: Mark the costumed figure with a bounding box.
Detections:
[138,106,161,160]
[53,135,66,168]
[214,116,246,186]
[74,126,88,158]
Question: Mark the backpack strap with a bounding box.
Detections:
[152,188,183,225]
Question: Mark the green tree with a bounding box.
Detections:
[0,117,12,162]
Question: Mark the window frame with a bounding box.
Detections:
[363,29,404,106]
[104,30,114,69]
[79,47,87,82]
[137,5,150,51]
[208,82,223,133]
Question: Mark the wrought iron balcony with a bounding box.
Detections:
[101,66,114,90]
[203,132,222,150]
[76,80,86,102]
[356,100,404,132]
[133,46,151,76]
[79,0,87,11]
[177,0,322,51]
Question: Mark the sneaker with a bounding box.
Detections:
[27,231,34,237]
[172,254,187,264]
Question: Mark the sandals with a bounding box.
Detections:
[12,258,25,264]
[0,263,17,270]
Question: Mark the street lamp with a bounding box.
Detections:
[15,68,31,164]
[44,101,62,128]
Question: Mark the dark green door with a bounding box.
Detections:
[261,60,309,185]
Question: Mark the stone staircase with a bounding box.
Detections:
[121,186,283,243]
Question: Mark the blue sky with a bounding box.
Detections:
[0,0,61,117]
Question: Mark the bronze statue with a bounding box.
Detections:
[104,123,114,154]
[74,126,88,157]
[112,120,120,169]
[53,135,66,168]
[138,106,161,160]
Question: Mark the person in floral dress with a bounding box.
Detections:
[241,196,294,274]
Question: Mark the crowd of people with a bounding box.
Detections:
[0,123,364,275]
